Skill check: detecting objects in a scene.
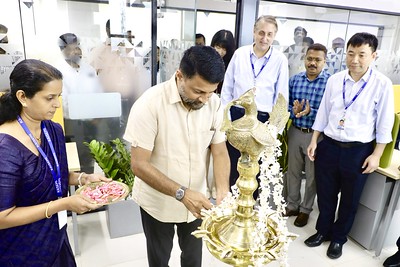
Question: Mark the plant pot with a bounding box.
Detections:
[105,199,143,238]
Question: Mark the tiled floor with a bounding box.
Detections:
[67,201,397,267]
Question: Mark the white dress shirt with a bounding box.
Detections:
[313,67,394,143]
[220,44,289,112]
[55,59,103,118]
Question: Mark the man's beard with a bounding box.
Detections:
[179,86,205,110]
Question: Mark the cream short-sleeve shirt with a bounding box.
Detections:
[124,74,226,223]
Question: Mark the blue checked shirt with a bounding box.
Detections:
[289,70,330,129]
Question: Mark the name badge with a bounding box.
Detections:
[58,210,67,229]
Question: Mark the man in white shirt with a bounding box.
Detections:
[220,15,289,197]
[56,33,103,118]
[124,45,230,267]
[56,33,104,173]
[305,32,395,260]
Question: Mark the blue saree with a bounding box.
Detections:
[0,120,76,267]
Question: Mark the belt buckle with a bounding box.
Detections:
[297,126,311,133]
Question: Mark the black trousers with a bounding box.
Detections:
[140,208,202,267]
[314,136,374,245]
[227,106,270,200]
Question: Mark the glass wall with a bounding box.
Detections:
[259,1,400,83]
[2,0,400,172]
[1,0,234,173]
[0,1,25,91]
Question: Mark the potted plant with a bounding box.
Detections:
[84,138,142,238]
[84,138,135,191]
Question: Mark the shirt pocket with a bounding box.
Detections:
[198,130,216,151]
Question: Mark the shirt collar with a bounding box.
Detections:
[250,43,273,59]
[345,66,372,82]
[303,69,328,81]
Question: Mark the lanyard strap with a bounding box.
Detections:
[17,116,62,198]
[250,47,272,80]
[342,69,372,111]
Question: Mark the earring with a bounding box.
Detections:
[22,103,27,107]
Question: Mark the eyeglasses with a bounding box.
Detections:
[306,57,324,63]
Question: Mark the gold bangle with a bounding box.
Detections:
[78,172,85,187]
[45,201,53,219]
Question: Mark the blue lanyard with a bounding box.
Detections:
[17,116,62,198]
[342,69,372,111]
[250,47,272,80]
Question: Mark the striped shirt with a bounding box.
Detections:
[289,70,331,129]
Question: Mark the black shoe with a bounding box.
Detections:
[283,207,299,217]
[383,250,400,267]
[304,233,329,247]
[327,242,343,259]
[294,212,309,227]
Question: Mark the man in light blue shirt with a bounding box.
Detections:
[305,32,394,260]
[220,15,289,195]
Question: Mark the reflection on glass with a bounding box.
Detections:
[259,1,400,83]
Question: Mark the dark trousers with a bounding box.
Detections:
[227,106,270,200]
[140,208,202,267]
[314,136,374,245]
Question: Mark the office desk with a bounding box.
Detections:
[66,142,81,256]
[349,149,400,256]
[374,149,400,256]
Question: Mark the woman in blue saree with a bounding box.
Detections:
[0,59,110,267]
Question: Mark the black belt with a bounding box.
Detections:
[230,106,269,118]
[258,111,269,117]
[294,125,313,133]
[324,135,367,148]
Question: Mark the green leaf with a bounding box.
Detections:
[84,138,135,192]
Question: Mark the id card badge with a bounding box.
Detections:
[58,210,67,229]
[337,118,345,130]
[252,86,258,96]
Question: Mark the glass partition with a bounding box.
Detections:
[0,1,25,91]
[259,1,400,83]
[1,0,200,173]
[157,2,196,83]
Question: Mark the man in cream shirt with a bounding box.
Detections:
[124,45,230,267]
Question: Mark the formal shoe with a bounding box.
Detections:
[327,242,343,259]
[383,250,400,267]
[304,233,329,247]
[294,212,309,227]
[283,207,299,217]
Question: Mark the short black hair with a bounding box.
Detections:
[294,26,307,36]
[347,32,378,52]
[58,33,79,50]
[307,43,328,57]
[303,37,314,46]
[179,46,225,84]
[195,33,205,44]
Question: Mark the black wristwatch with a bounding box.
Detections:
[175,186,187,201]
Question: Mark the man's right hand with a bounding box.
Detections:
[181,189,212,218]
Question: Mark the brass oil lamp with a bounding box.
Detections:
[193,89,296,266]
